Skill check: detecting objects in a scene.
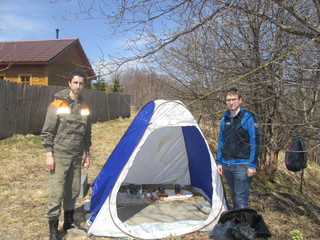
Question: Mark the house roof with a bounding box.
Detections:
[0,38,96,80]
[0,38,83,63]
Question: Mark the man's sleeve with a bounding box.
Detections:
[216,118,225,165]
[247,114,261,169]
[41,104,58,153]
[84,115,92,153]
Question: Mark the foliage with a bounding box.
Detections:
[107,74,123,93]
[251,173,276,192]
[92,78,106,91]
[92,72,106,91]
[289,229,303,240]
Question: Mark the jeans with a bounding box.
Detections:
[222,163,252,209]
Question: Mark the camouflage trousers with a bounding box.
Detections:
[46,156,82,218]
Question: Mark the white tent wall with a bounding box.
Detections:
[87,100,227,239]
[124,127,191,184]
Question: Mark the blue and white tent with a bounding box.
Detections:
[87,100,227,239]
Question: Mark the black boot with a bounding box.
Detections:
[63,210,86,232]
[48,217,59,240]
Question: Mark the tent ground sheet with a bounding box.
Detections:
[117,201,207,225]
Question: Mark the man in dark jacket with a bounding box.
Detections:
[216,88,260,209]
[41,69,92,240]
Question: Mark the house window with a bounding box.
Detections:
[0,74,6,80]
[19,75,32,84]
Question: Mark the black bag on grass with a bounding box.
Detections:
[210,208,271,239]
[285,137,307,172]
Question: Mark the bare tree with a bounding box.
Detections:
[58,0,320,179]
[56,0,319,62]
[121,68,174,109]
[139,1,319,179]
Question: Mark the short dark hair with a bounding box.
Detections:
[69,69,87,82]
[225,87,241,100]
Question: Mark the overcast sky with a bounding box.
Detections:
[1,0,126,63]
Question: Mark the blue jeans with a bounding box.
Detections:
[222,163,252,209]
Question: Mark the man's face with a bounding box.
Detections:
[225,94,242,111]
[69,76,85,95]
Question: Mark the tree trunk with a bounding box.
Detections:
[261,150,279,181]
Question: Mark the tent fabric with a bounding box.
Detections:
[90,101,155,216]
[87,100,227,239]
[183,126,214,198]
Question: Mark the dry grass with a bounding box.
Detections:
[0,109,319,240]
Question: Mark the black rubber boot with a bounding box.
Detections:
[62,210,86,232]
[48,217,59,240]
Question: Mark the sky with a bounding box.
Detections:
[1,0,126,63]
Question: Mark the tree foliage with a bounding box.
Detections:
[92,74,106,91]
[109,75,124,93]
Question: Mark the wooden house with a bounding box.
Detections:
[0,38,95,88]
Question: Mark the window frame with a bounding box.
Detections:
[19,74,32,84]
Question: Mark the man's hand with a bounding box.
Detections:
[247,168,257,177]
[217,165,223,175]
[82,155,90,170]
[46,152,55,170]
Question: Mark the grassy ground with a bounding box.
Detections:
[0,110,319,240]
